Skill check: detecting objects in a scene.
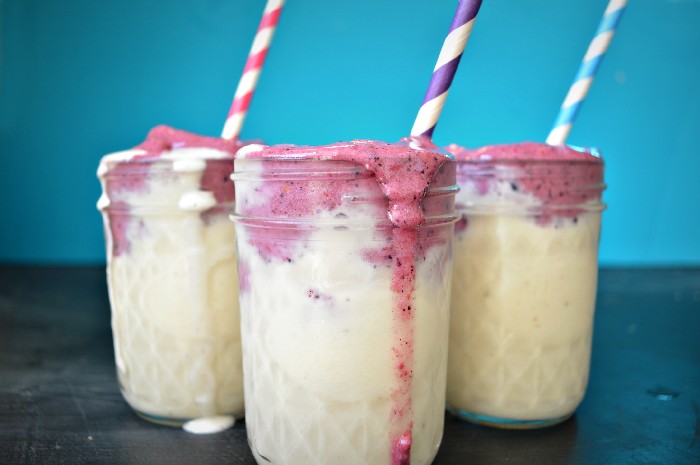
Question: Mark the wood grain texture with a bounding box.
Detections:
[1,266,699,464]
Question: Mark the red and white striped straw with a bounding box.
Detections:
[221,0,285,141]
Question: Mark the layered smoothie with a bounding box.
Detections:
[446,142,605,427]
[97,125,245,424]
[232,139,458,465]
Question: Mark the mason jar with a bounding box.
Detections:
[231,140,458,465]
[446,142,606,428]
[97,142,244,426]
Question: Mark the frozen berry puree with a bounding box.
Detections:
[449,142,604,222]
[98,125,244,256]
[448,142,603,209]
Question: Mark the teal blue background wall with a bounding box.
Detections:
[1,0,698,265]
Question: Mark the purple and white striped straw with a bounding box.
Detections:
[546,0,627,145]
[411,0,483,139]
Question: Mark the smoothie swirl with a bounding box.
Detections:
[235,138,455,464]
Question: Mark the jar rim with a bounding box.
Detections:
[459,202,607,215]
[456,157,603,166]
[99,201,235,214]
[231,163,372,182]
[229,211,461,229]
[231,158,459,196]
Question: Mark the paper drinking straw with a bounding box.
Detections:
[221,0,285,141]
[411,0,483,139]
[546,0,627,145]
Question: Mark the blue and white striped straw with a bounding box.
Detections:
[546,0,627,145]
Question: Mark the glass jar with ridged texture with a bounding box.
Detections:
[446,142,606,429]
[97,146,243,426]
[231,140,459,465]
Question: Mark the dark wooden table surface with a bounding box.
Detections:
[1,265,699,465]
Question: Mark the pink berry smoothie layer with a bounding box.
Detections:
[448,142,604,224]
[99,125,244,256]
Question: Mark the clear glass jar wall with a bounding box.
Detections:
[232,156,458,465]
[447,155,606,429]
[98,158,243,425]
